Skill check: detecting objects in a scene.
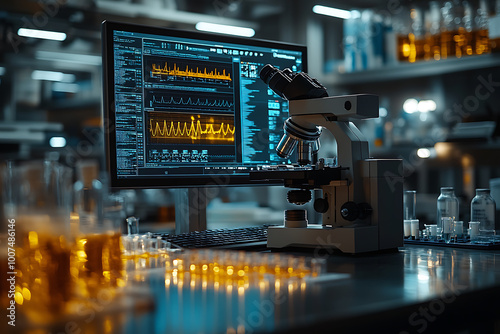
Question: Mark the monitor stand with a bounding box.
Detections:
[174,188,207,234]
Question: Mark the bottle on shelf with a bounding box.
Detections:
[425,1,443,60]
[440,1,460,58]
[409,5,426,62]
[393,3,412,62]
[470,189,496,234]
[460,0,475,56]
[476,0,490,54]
[437,187,460,231]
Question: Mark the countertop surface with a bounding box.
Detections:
[9,244,500,334]
[125,245,500,334]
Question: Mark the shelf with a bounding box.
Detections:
[322,53,500,86]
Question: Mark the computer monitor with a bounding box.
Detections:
[102,21,307,189]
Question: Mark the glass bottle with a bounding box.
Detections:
[437,187,460,231]
[470,189,496,234]
[461,0,475,56]
[425,1,443,60]
[409,5,426,62]
[393,3,412,62]
[441,1,460,58]
[476,0,490,54]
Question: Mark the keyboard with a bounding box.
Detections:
[153,225,276,250]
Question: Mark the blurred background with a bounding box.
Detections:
[0,0,499,229]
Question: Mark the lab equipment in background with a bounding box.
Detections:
[343,10,387,72]
[490,178,500,229]
[437,187,459,231]
[404,190,417,220]
[469,221,480,242]
[404,220,412,238]
[8,160,74,323]
[425,1,443,60]
[453,220,464,242]
[411,219,420,240]
[342,0,495,71]
[441,217,454,243]
[470,189,496,234]
[424,224,438,241]
[252,65,403,254]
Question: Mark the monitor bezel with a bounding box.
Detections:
[102,20,308,189]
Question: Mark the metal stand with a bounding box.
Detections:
[174,188,207,234]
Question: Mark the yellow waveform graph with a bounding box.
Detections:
[149,114,235,144]
[151,62,232,81]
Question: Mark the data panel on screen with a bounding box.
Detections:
[103,21,306,187]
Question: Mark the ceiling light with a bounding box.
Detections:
[195,22,255,37]
[49,137,66,148]
[312,5,351,19]
[403,98,419,114]
[417,148,432,159]
[35,51,101,66]
[52,82,79,93]
[18,28,66,41]
[32,70,76,82]
[417,100,437,113]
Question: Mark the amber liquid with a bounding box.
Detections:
[74,232,124,297]
[440,30,458,59]
[475,29,490,54]
[397,34,411,61]
[15,231,72,324]
[0,256,9,309]
[425,34,441,60]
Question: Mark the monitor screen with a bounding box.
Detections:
[102,21,307,188]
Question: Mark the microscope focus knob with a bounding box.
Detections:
[340,201,360,221]
[314,197,329,213]
[340,202,373,221]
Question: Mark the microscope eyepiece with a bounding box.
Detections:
[259,64,328,100]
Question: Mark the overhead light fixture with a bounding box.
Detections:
[49,136,66,148]
[417,148,434,159]
[417,100,437,113]
[32,70,76,82]
[35,51,101,66]
[52,82,79,93]
[195,22,255,37]
[312,5,351,19]
[18,28,66,41]
[403,98,419,114]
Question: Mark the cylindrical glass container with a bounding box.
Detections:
[437,187,460,230]
[470,188,496,235]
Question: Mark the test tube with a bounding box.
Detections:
[404,220,412,238]
[453,221,464,241]
[424,224,437,241]
[404,190,417,220]
[411,219,419,240]
[469,221,480,243]
[442,217,453,243]
[429,225,437,241]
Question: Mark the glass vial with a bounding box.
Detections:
[470,188,496,234]
[437,187,460,230]
[476,0,490,54]
[425,1,443,60]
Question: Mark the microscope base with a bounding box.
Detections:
[267,225,383,254]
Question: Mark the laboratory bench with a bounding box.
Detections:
[7,244,500,334]
[118,245,500,333]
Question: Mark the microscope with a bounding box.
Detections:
[251,65,403,254]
